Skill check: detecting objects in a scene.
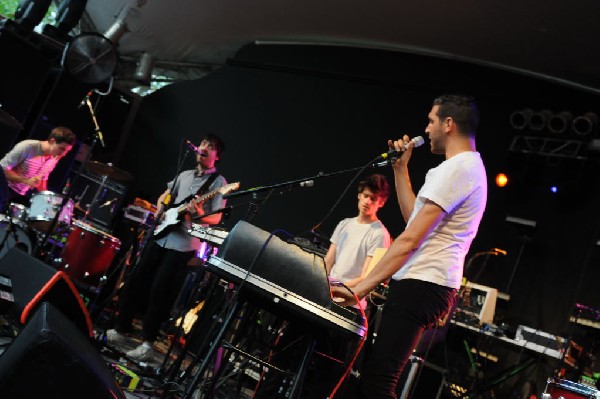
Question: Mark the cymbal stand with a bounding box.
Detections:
[81,174,109,224]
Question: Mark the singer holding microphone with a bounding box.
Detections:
[106,133,228,362]
[331,94,488,398]
[0,126,76,206]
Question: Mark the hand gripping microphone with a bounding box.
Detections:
[379,136,425,160]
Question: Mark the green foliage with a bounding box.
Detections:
[0,0,57,26]
[0,0,20,18]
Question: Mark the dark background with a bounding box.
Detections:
[2,27,600,397]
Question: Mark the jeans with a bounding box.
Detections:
[115,241,195,342]
[359,278,456,399]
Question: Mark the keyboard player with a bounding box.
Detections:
[255,174,391,398]
[323,174,391,310]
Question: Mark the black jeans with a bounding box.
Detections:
[115,241,195,342]
[359,278,456,399]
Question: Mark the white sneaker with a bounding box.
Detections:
[106,329,127,346]
[126,342,155,362]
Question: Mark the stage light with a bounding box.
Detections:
[495,173,508,188]
[13,0,52,31]
[54,0,88,36]
[509,109,533,130]
[550,186,558,193]
[528,109,552,132]
[133,52,154,85]
[548,111,573,135]
[572,112,598,137]
[104,6,130,45]
[42,0,89,43]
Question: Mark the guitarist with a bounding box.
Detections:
[106,134,228,362]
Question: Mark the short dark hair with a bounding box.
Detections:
[433,94,479,137]
[202,133,225,158]
[49,126,76,145]
[358,174,390,203]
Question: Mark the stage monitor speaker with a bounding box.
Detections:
[0,247,93,336]
[0,302,125,398]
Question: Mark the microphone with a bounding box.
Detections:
[78,91,92,109]
[379,136,425,160]
[185,139,206,156]
[185,139,198,153]
[491,247,508,255]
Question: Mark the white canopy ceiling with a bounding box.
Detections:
[81,0,600,93]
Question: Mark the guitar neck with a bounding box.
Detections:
[175,191,218,214]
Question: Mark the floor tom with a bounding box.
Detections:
[59,220,121,286]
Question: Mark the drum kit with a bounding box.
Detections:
[542,377,600,399]
[0,159,133,290]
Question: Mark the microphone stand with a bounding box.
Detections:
[465,250,498,285]
[158,206,235,385]
[223,160,391,201]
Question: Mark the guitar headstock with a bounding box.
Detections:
[219,182,240,195]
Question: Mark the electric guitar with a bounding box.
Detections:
[153,182,240,238]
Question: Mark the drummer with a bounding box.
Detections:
[0,126,76,206]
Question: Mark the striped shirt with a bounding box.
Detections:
[0,140,60,195]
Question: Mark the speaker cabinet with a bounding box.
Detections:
[0,247,92,336]
[0,302,125,398]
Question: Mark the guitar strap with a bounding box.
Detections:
[195,172,220,197]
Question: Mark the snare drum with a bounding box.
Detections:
[544,378,600,399]
[27,191,74,233]
[59,220,120,286]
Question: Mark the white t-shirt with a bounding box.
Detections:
[392,151,487,289]
[329,217,391,282]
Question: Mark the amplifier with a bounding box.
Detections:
[515,325,566,360]
[123,205,155,226]
[69,170,128,229]
[455,282,498,324]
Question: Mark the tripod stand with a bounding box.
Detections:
[0,214,30,256]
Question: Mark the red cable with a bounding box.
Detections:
[328,290,369,399]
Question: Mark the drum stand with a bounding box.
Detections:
[0,216,24,253]
[89,221,146,327]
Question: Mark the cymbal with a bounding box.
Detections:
[0,108,23,130]
[84,161,133,182]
